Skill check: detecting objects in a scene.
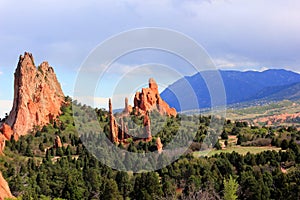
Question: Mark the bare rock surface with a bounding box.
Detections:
[3,52,64,138]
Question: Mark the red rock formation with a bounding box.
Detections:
[0,135,6,155]
[0,172,14,199]
[0,123,13,140]
[253,112,300,126]
[120,118,125,141]
[0,124,14,155]
[109,99,119,143]
[3,52,64,138]
[134,78,177,117]
[108,78,177,143]
[54,135,63,148]
[156,137,163,153]
[123,97,132,114]
[143,112,152,141]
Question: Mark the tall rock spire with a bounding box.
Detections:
[109,98,118,143]
[3,52,65,137]
[123,97,133,115]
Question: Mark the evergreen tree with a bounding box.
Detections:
[116,171,132,200]
[223,175,238,200]
[39,142,44,152]
[281,139,289,150]
[25,144,33,157]
[221,130,229,140]
[101,178,122,200]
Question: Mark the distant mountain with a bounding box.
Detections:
[255,82,300,101]
[160,69,300,111]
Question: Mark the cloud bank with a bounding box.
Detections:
[0,0,299,102]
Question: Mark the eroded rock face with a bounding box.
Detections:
[4,52,64,137]
[143,112,152,142]
[123,97,132,114]
[0,135,6,155]
[0,124,13,154]
[156,137,163,153]
[134,78,177,117]
[0,123,13,141]
[109,98,119,143]
[0,172,14,199]
[54,135,63,148]
[109,78,176,144]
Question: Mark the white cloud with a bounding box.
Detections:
[73,95,125,110]
[0,100,12,118]
[74,96,109,108]
[0,71,3,75]
[1,0,300,100]
[213,56,260,70]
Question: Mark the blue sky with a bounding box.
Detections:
[0,0,300,116]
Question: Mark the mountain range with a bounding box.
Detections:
[160,69,300,111]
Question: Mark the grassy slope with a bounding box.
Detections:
[194,146,282,157]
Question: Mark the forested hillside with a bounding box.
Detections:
[1,98,300,200]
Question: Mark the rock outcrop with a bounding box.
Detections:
[253,112,300,126]
[123,97,132,114]
[0,172,14,200]
[0,124,13,154]
[109,78,176,150]
[3,52,64,138]
[109,99,119,143]
[134,78,177,117]
[143,112,152,141]
[0,52,64,199]
[156,137,163,153]
[0,136,6,155]
[0,124,13,141]
[54,135,63,148]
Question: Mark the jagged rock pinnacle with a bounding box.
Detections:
[3,52,65,137]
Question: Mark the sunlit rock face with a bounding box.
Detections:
[109,78,177,146]
[4,52,64,138]
[134,78,177,117]
[0,172,14,199]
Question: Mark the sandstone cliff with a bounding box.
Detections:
[3,52,64,138]
[0,172,14,200]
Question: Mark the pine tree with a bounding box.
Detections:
[223,175,238,200]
